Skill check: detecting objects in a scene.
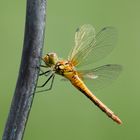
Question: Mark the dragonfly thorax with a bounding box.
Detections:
[55,60,75,75]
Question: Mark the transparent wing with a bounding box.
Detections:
[68,24,117,68]
[78,64,122,91]
[68,24,96,64]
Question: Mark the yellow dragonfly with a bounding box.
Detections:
[37,24,122,124]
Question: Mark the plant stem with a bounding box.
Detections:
[2,0,47,139]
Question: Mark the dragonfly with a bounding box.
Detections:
[37,24,122,124]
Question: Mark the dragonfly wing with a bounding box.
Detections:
[69,24,117,68]
[78,64,122,91]
[68,24,96,66]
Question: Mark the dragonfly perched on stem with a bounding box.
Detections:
[37,24,122,124]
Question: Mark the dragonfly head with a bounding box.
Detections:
[43,53,58,66]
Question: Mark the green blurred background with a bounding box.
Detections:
[0,0,140,140]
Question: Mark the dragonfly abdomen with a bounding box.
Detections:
[70,74,122,124]
[70,75,87,91]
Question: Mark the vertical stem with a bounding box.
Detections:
[2,0,47,139]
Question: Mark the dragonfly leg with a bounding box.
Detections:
[36,65,47,71]
[39,70,51,76]
[36,74,55,93]
[37,74,54,88]
[40,64,47,68]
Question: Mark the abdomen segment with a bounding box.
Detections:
[70,75,122,124]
